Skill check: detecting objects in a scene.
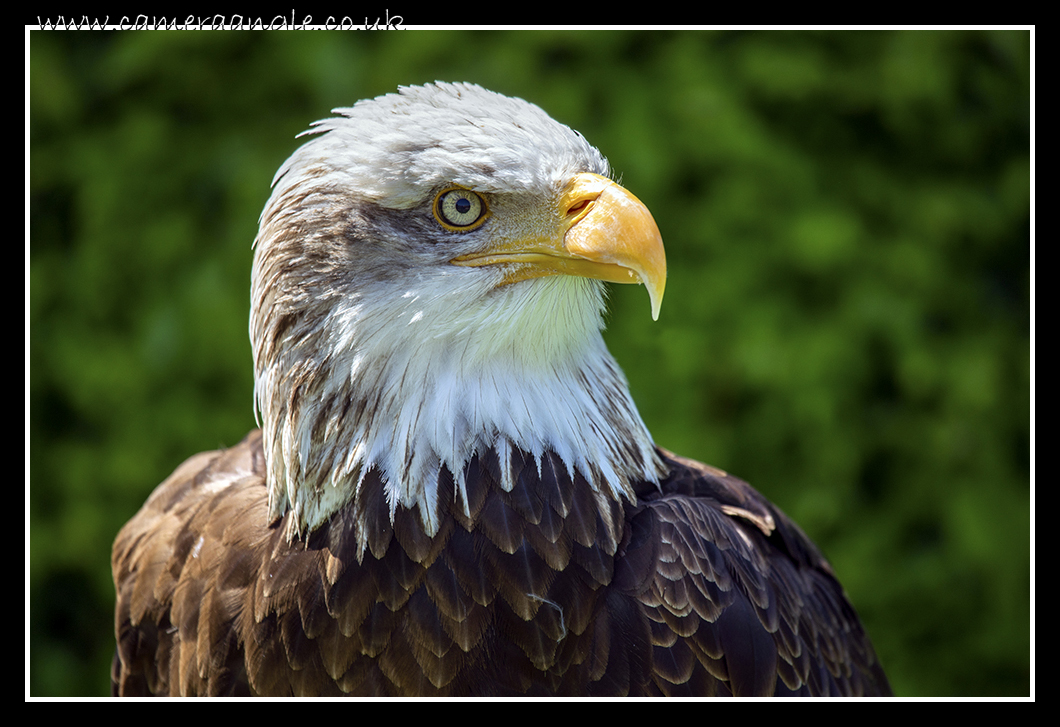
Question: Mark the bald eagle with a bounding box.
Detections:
[111,83,891,697]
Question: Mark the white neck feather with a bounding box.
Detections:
[255,265,662,539]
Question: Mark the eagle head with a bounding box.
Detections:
[250,83,667,544]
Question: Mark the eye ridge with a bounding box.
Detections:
[434,187,489,231]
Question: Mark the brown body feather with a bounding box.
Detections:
[112,430,891,696]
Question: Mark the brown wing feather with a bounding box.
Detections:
[614,448,892,696]
[112,433,889,696]
[112,431,267,696]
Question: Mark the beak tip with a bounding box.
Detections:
[648,287,663,321]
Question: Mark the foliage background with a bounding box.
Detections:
[29,29,1031,697]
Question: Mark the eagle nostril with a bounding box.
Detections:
[567,200,591,216]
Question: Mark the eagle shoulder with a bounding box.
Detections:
[612,447,892,696]
[111,431,268,697]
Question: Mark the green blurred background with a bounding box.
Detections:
[29,30,1030,697]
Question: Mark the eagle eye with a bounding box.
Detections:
[434,188,489,231]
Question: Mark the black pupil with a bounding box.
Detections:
[455,196,472,215]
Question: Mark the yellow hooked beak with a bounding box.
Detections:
[450,173,666,320]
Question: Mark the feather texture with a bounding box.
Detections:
[112,432,890,696]
[112,83,890,696]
